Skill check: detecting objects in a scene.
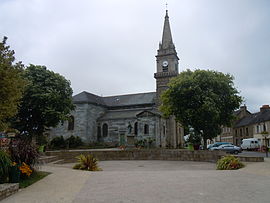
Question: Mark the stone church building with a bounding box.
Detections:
[50,10,184,148]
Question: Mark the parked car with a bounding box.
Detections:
[211,144,242,154]
[241,138,260,150]
[207,142,231,150]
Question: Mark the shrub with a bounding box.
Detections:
[9,138,39,166]
[49,136,66,149]
[0,150,12,183]
[88,142,114,149]
[217,155,244,170]
[66,135,83,148]
[73,154,102,171]
[36,134,48,146]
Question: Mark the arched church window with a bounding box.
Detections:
[134,122,138,135]
[144,124,149,135]
[68,116,74,131]
[102,123,108,137]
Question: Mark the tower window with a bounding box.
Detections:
[175,64,178,72]
[102,123,108,137]
[144,124,149,134]
[162,67,168,72]
[68,116,74,131]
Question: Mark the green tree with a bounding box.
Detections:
[161,69,242,148]
[12,65,74,138]
[0,37,26,131]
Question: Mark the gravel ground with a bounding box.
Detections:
[2,159,270,203]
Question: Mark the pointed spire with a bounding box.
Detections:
[161,10,174,49]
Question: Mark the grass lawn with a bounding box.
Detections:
[19,171,51,188]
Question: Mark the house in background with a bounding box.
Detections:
[219,105,270,147]
[218,106,251,144]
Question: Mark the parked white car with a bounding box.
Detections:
[241,138,260,150]
[210,144,242,154]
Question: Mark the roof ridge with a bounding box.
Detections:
[81,91,101,98]
[103,91,156,98]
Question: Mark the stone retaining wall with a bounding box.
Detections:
[237,156,264,162]
[46,149,227,163]
[0,183,19,201]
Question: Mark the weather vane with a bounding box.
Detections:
[166,2,168,10]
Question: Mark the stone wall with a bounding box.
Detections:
[50,103,107,142]
[0,183,19,201]
[236,156,264,162]
[98,112,164,147]
[46,149,227,163]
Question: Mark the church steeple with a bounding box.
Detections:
[158,10,177,56]
[161,10,174,50]
[154,9,179,106]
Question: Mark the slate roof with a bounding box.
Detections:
[103,92,156,107]
[73,91,156,107]
[98,108,161,121]
[235,109,270,127]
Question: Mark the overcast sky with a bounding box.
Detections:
[1,0,269,113]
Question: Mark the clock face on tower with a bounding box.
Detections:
[162,60,168,67]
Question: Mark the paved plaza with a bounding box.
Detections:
[2,159,270,203]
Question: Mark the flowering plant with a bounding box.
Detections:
[19,162,32,176]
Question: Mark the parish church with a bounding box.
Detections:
[50,10,184,148]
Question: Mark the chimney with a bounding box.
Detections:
[260,105,270,112]
[238,105,248,118]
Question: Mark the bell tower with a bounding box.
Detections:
[154,10,179,106]
[154,10,183,149]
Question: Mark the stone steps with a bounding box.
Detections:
[0,183,19,201]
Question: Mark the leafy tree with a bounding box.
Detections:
[161,69,242,148]
[0,37,26,131]
[12,65,74,138]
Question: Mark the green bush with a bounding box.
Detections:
[66,135,83,148]
[217,155,244,170]
[88,142,115,149]
[50,136,66,149]
[73,154,101,171]
[49,136,84,149]
[0,150,12,183]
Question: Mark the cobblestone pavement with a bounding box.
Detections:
[2,159,270,203]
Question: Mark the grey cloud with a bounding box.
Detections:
[0,0,269,113]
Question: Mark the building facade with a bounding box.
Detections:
[50,10,184,148]
[219,105,270,147]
